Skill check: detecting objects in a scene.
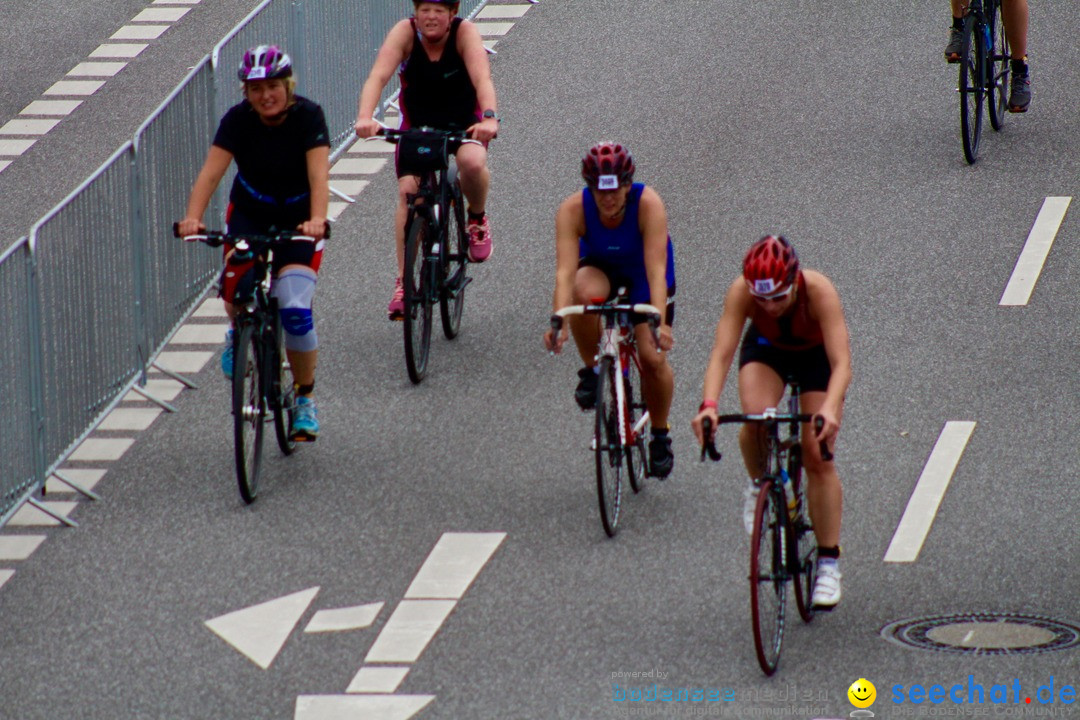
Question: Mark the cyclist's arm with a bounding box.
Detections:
[691,277,750,443]
[638,186,672,351]
[545,194,585,353]
[805,270,852,440]
[300,145,330,240]
[178,145,233,236]
[355,20,411,137]
[458,20,499,142]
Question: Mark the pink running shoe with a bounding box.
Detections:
[467,215,493,263]
[388,277,404,320]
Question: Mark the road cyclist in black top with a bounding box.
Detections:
[177,45,330,441]
[355,0,500,320]
[943,0,1030,111]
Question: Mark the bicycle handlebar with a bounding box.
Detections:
[172,223,329,246]
[699,415,834,463]
[550,301,663,354]
[377,126,490,145]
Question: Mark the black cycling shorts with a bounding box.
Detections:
[738,326,830,392]
[578,256,676,326]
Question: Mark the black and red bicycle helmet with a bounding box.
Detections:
[743,235,799,297]
[581,142,635,190]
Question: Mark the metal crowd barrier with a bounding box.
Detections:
[0,0,491,526]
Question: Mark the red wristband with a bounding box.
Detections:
[699,399,717,412]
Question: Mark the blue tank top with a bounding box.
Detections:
[579,183,675,305]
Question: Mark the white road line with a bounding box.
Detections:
[7,502,77,527]
[153,0,201,4]
[154,350,213,373]
[45,469,106,494]
[404,532,506,599]
[121,378,185,402]
[0,535,47,561]
[346,666,410,694]
[0,570,13,590]
[331,157,387,175]
[304,602,384,633]
[0,118,62,135]
[98,407,162,431]
[111,25,169,40]
[364,599,456,663]
[132,7,190,22]
[20,100,83,116]
[205,587,320,670]
[0,138,38,155]
[171,323,230,344]
[884,421,976,563]
[68,438,135,462]
[0,160,9,174]
[477,4,532,18]
[295,695,434,720]
[68,62,128,78]
[476,21,514,36]
[1000,196,1071,306]
[43,80,105,96]
[89,43,148,59]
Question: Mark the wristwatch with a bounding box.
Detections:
[482,109,500,122]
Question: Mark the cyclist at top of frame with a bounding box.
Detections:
[690,236,851,609]
[943,0,1031,112]
[354,0,500,320]
[543,142,677,480]
[176,45,329,441]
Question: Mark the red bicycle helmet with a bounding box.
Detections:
[743,235,799,297]
[582,142,635,190]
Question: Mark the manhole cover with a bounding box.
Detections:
[882,613,1080,655]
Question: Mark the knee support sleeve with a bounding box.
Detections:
[274,267,318,352]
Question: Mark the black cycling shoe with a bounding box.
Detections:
[575,367,598,410]
[648,433,673,479]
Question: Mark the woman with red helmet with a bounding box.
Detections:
[543,142,677,478]
[691,235,852,609]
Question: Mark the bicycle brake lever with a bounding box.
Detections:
[700,419,722,462]
[814,416,834,462]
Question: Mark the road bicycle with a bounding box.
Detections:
[378,127,474,384]
[551,292,662,537]
[700,379,832,675]
[177,225,324,503]
[957,0,1010,163]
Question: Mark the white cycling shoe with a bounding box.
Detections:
[742,480,760,535]
[812,560,842,609]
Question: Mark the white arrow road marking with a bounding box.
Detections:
[304,602,384,633]
[205,586,319,669]
[364,600,456,663]
[404,532,506,599]
[346,666,410,694]
[1000,196,1071,306]
[294,694,434,720]
[884,422,976,563]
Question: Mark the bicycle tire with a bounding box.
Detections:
[750,480,786,675]
[787,445,817,624]
[439,187,467,339]
[232,323,265,504]
[987,0,1010,131]
[403,212,433,384]
[269,313,295,456]
[594,356,623,537]
[623,352,647,494]
[959,14,985,163]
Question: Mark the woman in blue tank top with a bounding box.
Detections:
[543,142,677,479]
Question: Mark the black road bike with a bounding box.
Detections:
[958,0,1010,163]
[701,380,832,675]
[177,225,325,503]
[381,128,473,384]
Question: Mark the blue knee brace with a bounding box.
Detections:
[274,267,318,352]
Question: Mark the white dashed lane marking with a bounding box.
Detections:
[68,62,128,78]
[304,603,384,633]
[90,43,149,59]
[346,666,411,694]
[0,536,47,561]
[884,421,976,563]
[43,80,106,96]
[999,196,1072,306]
[19,100,83,116]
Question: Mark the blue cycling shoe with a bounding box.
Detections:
[290,396,319,441]
[221,329,235,379]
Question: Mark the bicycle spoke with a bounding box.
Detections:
[750,482,785,675]
[232,324,265,504]
[403,214,433,384]
[595,358,622,537]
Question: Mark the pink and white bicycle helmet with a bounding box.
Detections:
[237,45,292,82]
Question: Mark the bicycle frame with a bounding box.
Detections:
[597,311,650,450]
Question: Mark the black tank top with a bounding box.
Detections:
[400,17,479,131]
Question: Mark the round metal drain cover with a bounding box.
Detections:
[882,613,1080,655]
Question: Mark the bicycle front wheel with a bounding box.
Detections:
[232,324,266,504]
[623,353,648,494]
[439,188,467,339]
[750,481,786,675]
[987,1,1010,131]
[594,357,623,537]
[787,446,817,624]
[403,213,433,384]
[959,14,985,163]
[269,314,296,456]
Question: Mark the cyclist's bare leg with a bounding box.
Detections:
[634,322,673,429]
[736,361,786,479]
[568,266,610,367]
[798,390,843,549]
[1001,0,1027,58]
[455,142,489,215]
[396,175,421,277]
[950,0,967,19]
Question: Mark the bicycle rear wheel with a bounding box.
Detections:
[623,353,647,494]
[959,14,985,163]
[594,357,623,537]
[269,313,296,456]
[750,480,786,675]
[232,324,265,504]
[439,188,467,339]
[403,213,433,384]
[987,1,1010,131]
[787,446,817,624]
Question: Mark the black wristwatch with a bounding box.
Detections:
[482,109,500,123]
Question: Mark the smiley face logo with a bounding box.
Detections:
[848,678,876,708]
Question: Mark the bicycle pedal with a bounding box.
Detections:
[811,602,838,613]
[290,432,318,443]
